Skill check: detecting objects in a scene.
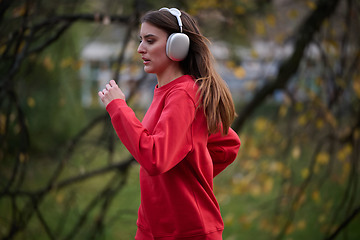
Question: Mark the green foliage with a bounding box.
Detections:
[15,25,89,153]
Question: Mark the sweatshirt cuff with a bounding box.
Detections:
[105,99,127,118]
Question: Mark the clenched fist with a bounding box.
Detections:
[98,80,126,107]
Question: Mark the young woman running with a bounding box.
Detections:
[99,7,241,240]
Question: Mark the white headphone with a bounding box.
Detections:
[159,7,190,61]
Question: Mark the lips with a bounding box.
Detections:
[142,57,150,64]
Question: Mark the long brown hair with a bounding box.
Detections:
[141,9,236,135]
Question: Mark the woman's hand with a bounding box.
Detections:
[98,80,126,107]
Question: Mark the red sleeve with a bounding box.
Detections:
[207,128,240,177]
[106,90,195,176]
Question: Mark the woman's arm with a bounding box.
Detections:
[207,128,241,177]
[105,90,195,176]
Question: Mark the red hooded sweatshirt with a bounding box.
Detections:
[106,75,240,240]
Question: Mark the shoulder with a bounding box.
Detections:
[169,75,199,100]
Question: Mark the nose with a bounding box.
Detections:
[137,41,146,54]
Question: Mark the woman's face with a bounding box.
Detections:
[137,22,172,74]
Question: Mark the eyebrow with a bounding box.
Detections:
[139,34,157,39]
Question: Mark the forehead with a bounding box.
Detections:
[139,22,168,38]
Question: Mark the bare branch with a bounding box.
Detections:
[324,205,360,240]
[232,0,341,133]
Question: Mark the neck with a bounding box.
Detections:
[156,64,184,87]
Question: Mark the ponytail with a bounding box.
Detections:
[179,15,236,135]
[196,72,236,135]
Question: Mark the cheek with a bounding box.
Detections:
[151,43,172,66]
[153,43,167,60]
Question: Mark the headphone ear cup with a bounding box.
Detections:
[166,33,190,61]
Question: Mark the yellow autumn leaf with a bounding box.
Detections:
[224,214,234,226]
[19,152,27,162]
[318,214,326,223]
[235,6,246,15]
[292,145,301,159]
[17,41,25,53]
[325,201,333,211]
[0,45,6,54]
[59,98,66,107]
[312,190,321,203]
[295,102,303,112]
[12,5,27,17]
[226,60,236,69]
[341,162,350,183]
[260,219,271,231]
[336,144,352,162]
[315,77,323,86]
[254,117,268,132]
[236,24,247,35]
[271,225,281,236]
[275,33,285,44]
[325,110,337,128]
[353,75,360,99]
[322,19,330,28]
[242,160,255,171]
[27,97,36,108]
[265,146,276,156]
[14,123,21,135]
[355,129,360,140]
[248,145,260,159]
[263,177,274,193]
[255,20,266,36]
[248,210,260,221]
[43,56,54,71]
[335,77,346,88]
[73,60,83,70]
[301,168,309,179]
[60,57,73,68]
[56,192,64,204]
[314,163,320,174]
[251,49,259,58]
[234,66,246,79]
[306,1,317,10]
[316,119,324,129]
[245,81,256,91]
[0,114,6,135]
[239,215,251,229]
[297,219,306,230]
[288,9,298,19]
[316,152,330,165]
[278,105,288,117]
[285,223,295,235]
[269,161,284,173]
[297,114,307,126]
[282,167,292,178]
[250,183,261,196]
[266,14,276,27]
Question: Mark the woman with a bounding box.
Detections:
[98,7,241,240]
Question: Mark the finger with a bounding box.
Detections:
[109,80,117,87]
[98,91,104,97]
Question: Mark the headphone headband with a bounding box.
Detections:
[159,7,183,33]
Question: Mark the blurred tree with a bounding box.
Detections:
[0,0,359,239]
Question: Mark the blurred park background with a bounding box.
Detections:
[1,0,360,239]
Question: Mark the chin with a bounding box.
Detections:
[144,66,156,74]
